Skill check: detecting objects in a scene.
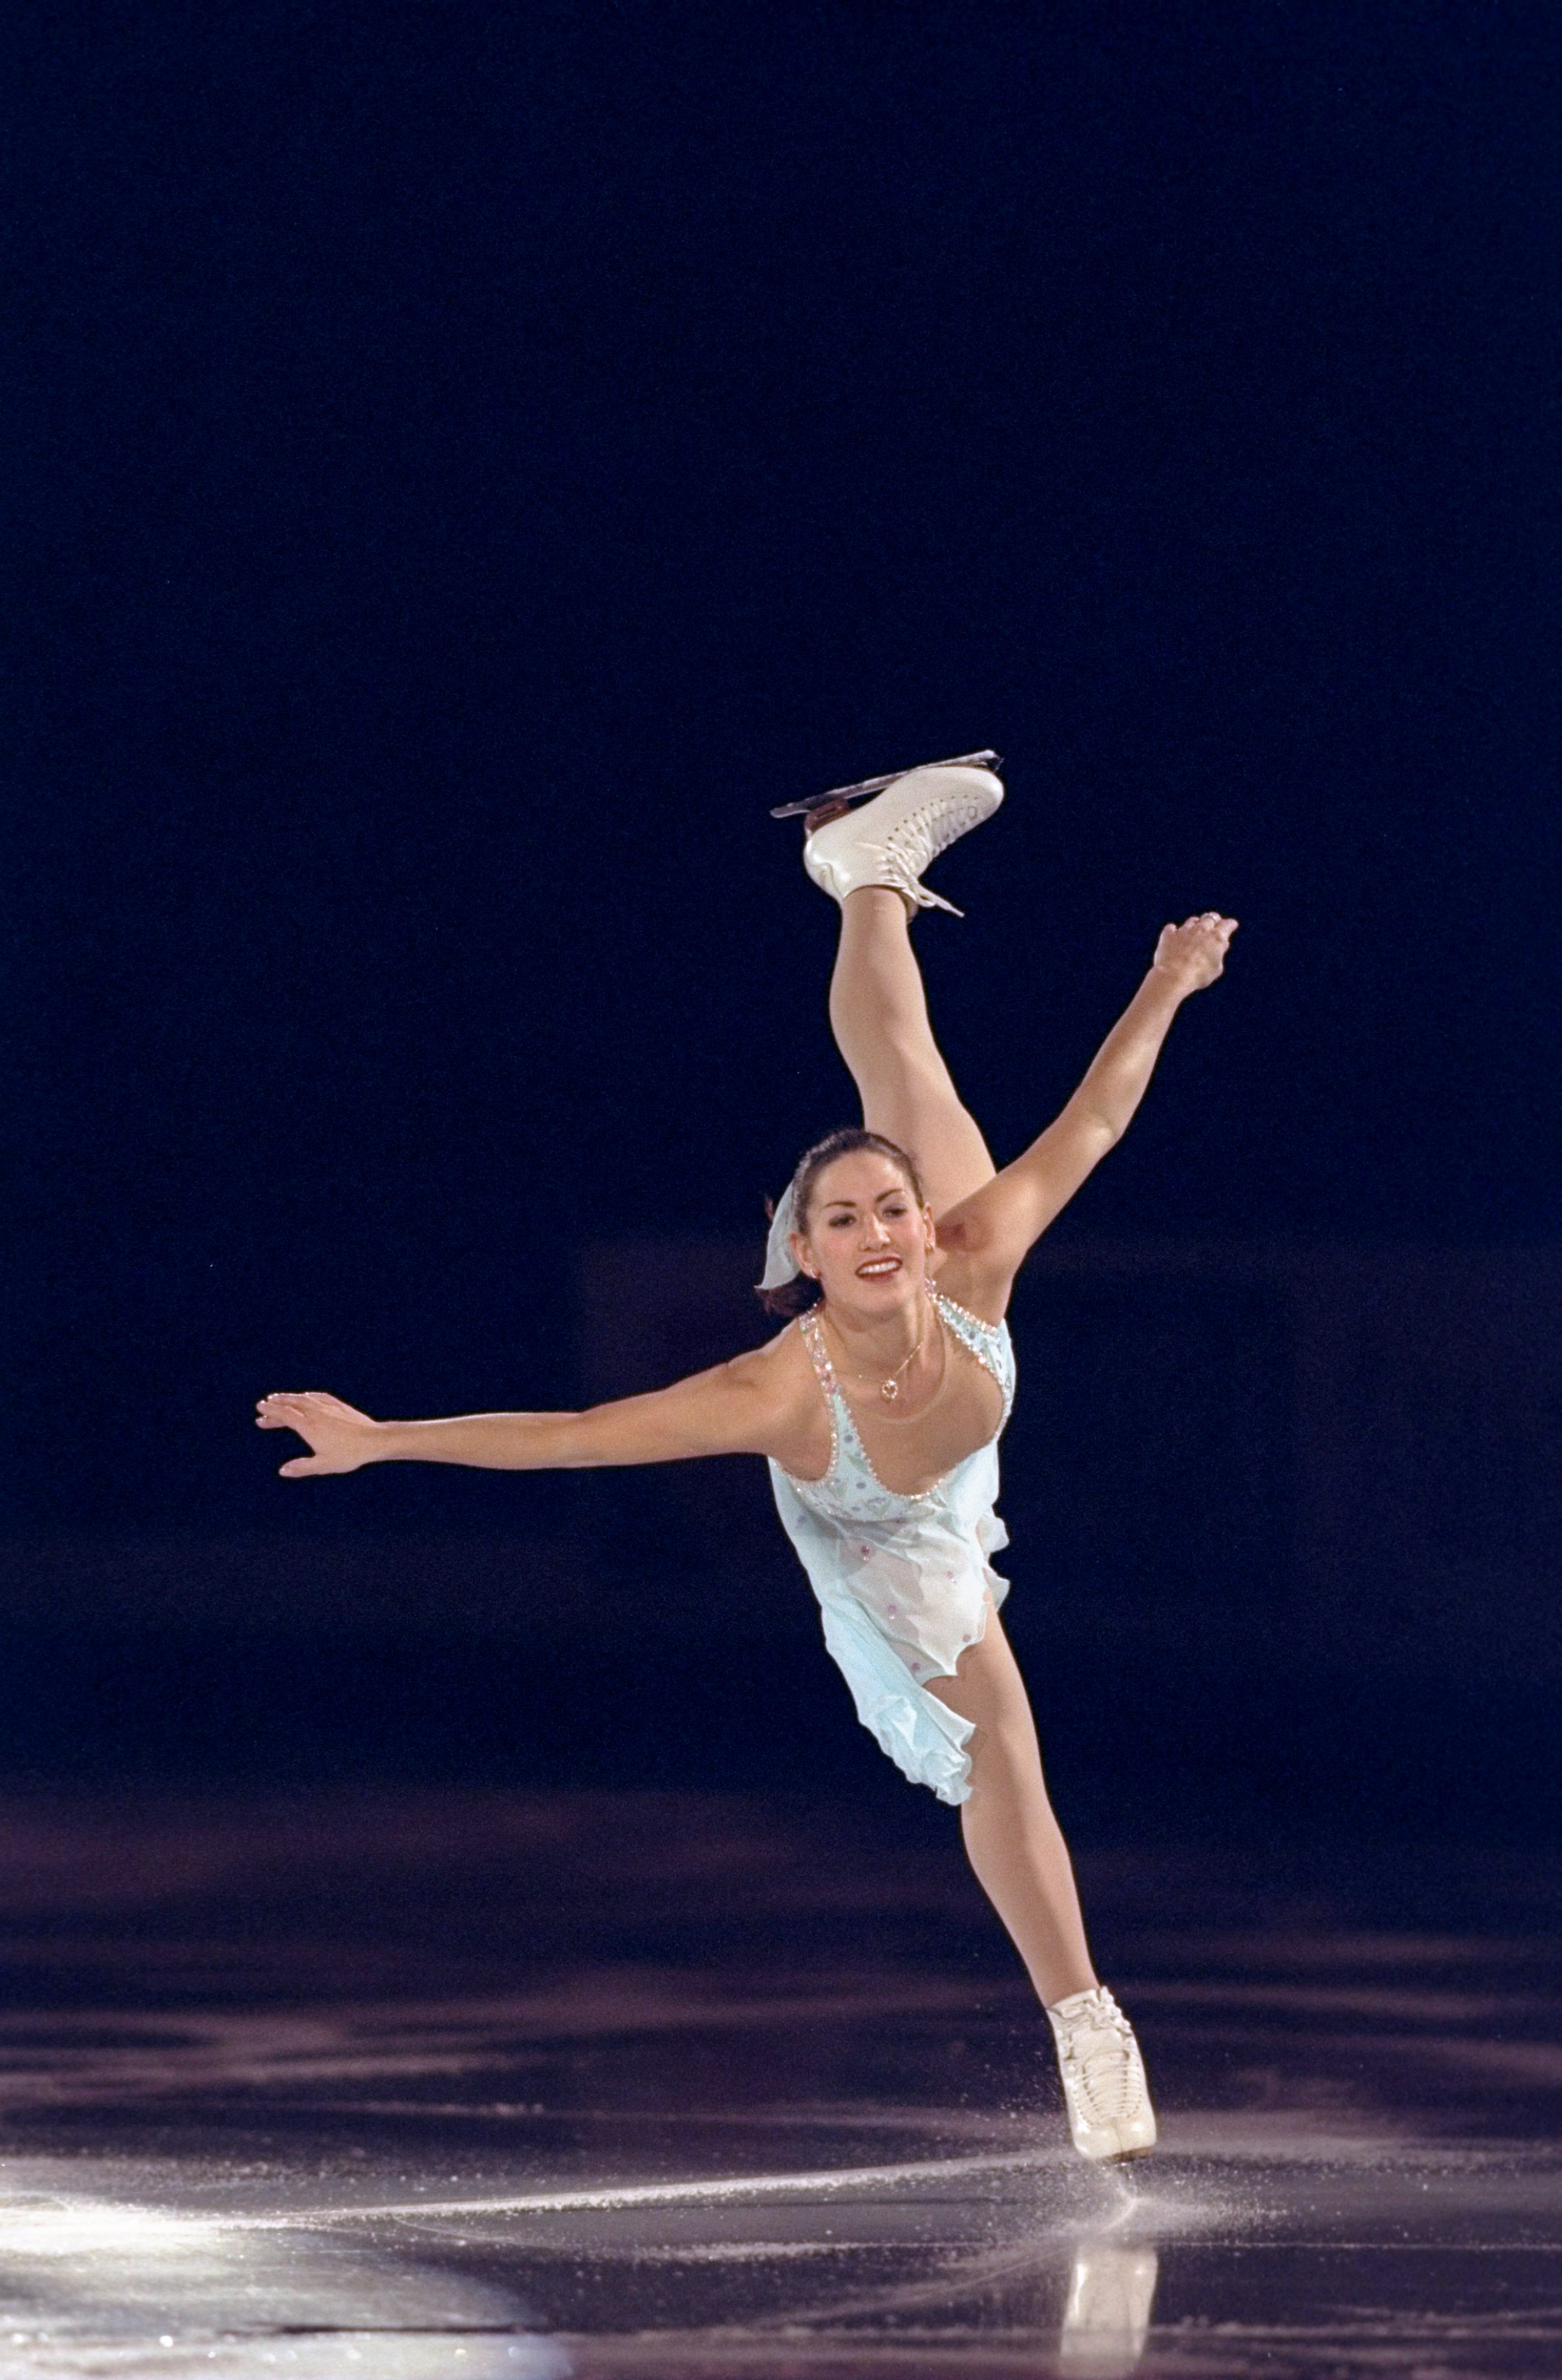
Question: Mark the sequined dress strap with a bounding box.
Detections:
[931,1287,1016,1419]
[796,1307,840,1399]
[795,1307,845,1483]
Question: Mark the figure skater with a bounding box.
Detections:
[257,758,1236,2162]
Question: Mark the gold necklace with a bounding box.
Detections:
[823,1294,941,1404]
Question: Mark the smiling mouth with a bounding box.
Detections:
[855,1257,903,1278]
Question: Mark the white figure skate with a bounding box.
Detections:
[777,751,1005,916]
[1047,1985,1158,2162]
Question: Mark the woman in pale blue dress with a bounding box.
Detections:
[258,758,1235,2161]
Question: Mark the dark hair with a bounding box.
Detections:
[755,1127,926,1316]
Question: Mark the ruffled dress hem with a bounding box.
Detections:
[817,1575,1008,1806]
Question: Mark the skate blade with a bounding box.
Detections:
[770,749,1002,818]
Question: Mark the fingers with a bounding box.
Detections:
[1175,913,1239,952]
[256,1392,321,1427]
[255,1392,339,1476]
[1154,913,1238,985]
[257,1393,325,1468]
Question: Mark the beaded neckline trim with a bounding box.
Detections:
[786,1288,1009,1503]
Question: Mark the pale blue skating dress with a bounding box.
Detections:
[768,1286,1016,1806]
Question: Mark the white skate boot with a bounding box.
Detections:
[797,759,1004,916]
[1047,1986,1158,2162]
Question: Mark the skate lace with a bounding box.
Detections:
[1058,2006,1144,2124]
[859,792,986,917]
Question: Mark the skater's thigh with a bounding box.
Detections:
[862,1078,996,1220]
[925,1603,1041,1755]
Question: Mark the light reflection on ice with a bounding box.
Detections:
[0,2189,560,2378]
[0,2199,222,2258]
[243,2146,1055,2226]
[0,2142,1227,2379]
[9,2341,568,2377]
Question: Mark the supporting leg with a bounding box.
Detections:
[827,887,996,1219]
[926,1608,1099,2007]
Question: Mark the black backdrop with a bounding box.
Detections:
[10,2,1560,1819]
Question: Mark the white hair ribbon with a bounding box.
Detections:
[757,1181,802,1291]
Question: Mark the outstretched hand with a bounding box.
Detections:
[1152,912,1238,992]
[256,1391,380,1477]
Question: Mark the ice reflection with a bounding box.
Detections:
[0,2189,567,2378]
[1058,2242,1159,2376]
[0,2196,224,2261]
[9,2343,564,2378]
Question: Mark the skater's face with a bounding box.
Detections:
[793,1151,934,1308]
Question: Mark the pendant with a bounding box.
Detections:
[881,1379,900,1402]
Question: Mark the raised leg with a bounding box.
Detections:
[828,887,996,1219]
[927,1608,1099,2006]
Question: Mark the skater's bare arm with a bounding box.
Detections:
[256,1353,793,1479]
[938,915,1237,1297]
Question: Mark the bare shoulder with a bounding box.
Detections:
[725,1321,816,1414]
[725,1318,830,1472]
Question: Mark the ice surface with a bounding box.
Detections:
[0,1795,1556,2376]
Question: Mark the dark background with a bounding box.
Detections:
[10,2,1560,1834]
